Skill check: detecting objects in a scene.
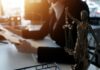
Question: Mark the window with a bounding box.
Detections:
[85,0,100,17]
[29,0,41,3]
[1,0,24,17]
[1,0,42,17]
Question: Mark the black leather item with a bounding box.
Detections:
[38,47,75,64]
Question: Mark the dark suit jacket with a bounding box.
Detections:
[23,1,89,64]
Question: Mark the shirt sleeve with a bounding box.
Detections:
[22,22,49,40]
[22,12,53,40]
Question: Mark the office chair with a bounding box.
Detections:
[88,24,100,68]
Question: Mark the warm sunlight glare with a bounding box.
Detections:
[2,0,24,17]
[29,0,41,3]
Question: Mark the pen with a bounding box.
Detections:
[15,63,59,70]
[0,41,8,44]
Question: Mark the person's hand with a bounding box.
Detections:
[15,40,37,54]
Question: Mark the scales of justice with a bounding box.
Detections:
[63,7,100,70]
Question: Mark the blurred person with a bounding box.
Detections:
[16,0,89,64]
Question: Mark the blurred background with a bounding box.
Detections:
[0,0,100,25]
[0,0,49,24]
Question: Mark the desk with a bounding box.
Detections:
[0,24,99,70]
[0,43,73,70]
[0,25,72,70]
[0,43,37,70]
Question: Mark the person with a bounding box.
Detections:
[15,0,89,64]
